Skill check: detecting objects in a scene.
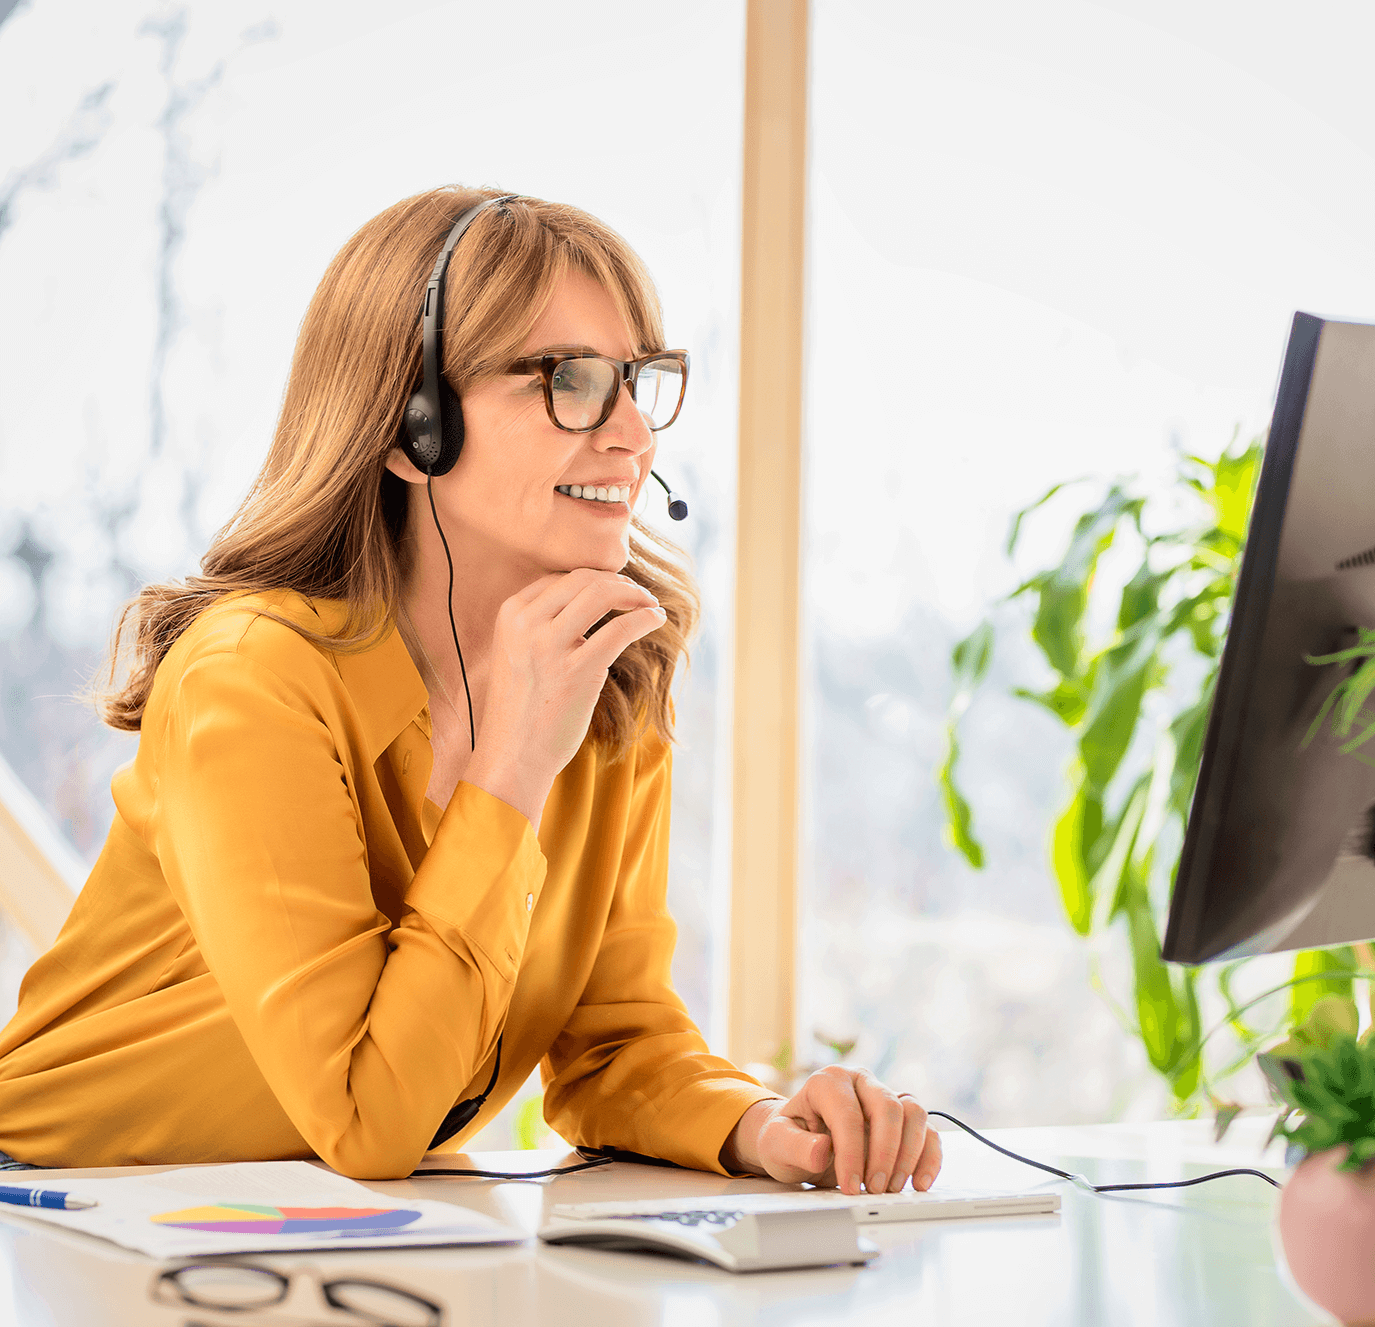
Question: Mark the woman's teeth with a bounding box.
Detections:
[556,484,629,504]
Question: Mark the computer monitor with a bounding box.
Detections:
[1163,312,1375,964]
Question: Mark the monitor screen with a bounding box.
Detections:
[1163,312,1375,964]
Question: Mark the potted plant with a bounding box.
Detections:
[940,437,1371,1115]
[1256,1000,1375,1325]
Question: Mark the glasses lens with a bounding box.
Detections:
[166,1264,287,1309]
[325,1279,442,1327]
[634,358,685,430]
[549,357,618,430]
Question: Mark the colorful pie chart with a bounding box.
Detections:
[151,1203,422,1236]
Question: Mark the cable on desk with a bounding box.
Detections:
[926,1111,1282,1192]
[409,1153,613,1181]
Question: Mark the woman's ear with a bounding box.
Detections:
[385,447,430,485]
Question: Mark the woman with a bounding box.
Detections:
[0,187,942,1191]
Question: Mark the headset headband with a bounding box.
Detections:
[403,193,520,473]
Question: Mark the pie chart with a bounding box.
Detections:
[151,1203,422,1236]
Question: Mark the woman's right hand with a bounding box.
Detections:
[462,567,665,829]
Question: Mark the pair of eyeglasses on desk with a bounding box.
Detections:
[152,1261,443,1326]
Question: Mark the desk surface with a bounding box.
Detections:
[0,1119,1328,1326]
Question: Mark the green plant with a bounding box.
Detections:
[1302,627,1375,762]
[1259,999,1375,1171]
[939,436,1360,1113]
[513,1092,552,1150]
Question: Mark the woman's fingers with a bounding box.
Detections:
[512,567,647,621]
[758,1111,833,1183]
[913,1123,943,1192]
[550,578,660,648]
[780,1069,939,1195]
[574,604,667,672]
[802,1066,869,1195]
[851,1071,906,1196]
[888,1096,934,1191]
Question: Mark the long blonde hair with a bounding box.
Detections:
[99,186,698,758]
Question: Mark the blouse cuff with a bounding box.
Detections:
[647,1080,785,1177]
[403,781,548,985]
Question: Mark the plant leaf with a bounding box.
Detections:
[1213,1101,1243,1143]
[1013,679,1090,727]
[1005,479,1086,557]
[951,620,995,691]
[938,723,985,870]
[1078,626,1159,794]
[1051,779,1102,936]
[1030,487,1142,678]
[513,1094,548,1150]
[1291,950,1358,1039]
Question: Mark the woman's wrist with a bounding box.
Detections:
[461,747,551,833]
[719,1099,777,1175]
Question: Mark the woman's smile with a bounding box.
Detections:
[554,480,635,513]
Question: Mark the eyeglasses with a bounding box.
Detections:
[508,350,689,433]
[152,1262,443,1326]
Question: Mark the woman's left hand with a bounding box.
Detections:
[721,1066,942,1195]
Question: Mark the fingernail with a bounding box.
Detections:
[651,606,667,617]
[917,1172,933,1191]
[870,1172,886,1194]
[892,1173,910,1192]
[848,1173,863,1195]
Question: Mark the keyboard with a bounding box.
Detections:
[539,1204,876,1273]
[551,1185,1060,1225]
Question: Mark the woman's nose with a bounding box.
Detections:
[593,380,654,452]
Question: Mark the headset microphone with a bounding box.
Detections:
[650,470,688,521]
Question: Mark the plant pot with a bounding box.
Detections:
[1278,1146,1375,1325]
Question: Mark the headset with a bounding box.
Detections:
[400,193,688,1146]
[399,192,689,506]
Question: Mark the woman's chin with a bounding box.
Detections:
[547,532,631,574]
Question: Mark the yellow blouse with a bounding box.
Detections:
[0,592,775,1178]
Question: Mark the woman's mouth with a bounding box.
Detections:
[555,484,630,505]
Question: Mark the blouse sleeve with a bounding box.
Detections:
[540,733,780,1174]
[145,625,546,1179]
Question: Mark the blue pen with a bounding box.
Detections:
[0,1185,96,1211]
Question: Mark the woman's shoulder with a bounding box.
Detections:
[175,589,343,663]
[598,720,672,785]
[157,590,371,705]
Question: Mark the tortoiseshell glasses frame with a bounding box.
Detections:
[507,349,690,434]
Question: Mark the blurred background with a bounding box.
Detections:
[2,0,1374,1144]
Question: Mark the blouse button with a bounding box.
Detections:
[525,893,534,912]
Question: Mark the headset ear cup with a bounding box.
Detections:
[429,377,465,477]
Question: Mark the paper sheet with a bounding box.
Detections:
[0,1161,524,1258]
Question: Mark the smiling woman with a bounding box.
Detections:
[0,186,940,1194]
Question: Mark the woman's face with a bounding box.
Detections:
[401,269,660,581]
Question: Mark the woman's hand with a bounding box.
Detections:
[721,1066,943,1195]
[464,568,665,828]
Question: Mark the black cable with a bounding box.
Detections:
[418,468,489,1144]
[928,1110,1281,1192]
[411,1155,613,1181]
[424,471,475,750]
[1092,1168,1282,1193]
[411,1114,1282,1191]
[926,1111,1079,1182]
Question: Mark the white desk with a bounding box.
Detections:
[0,1120,1328,1326]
